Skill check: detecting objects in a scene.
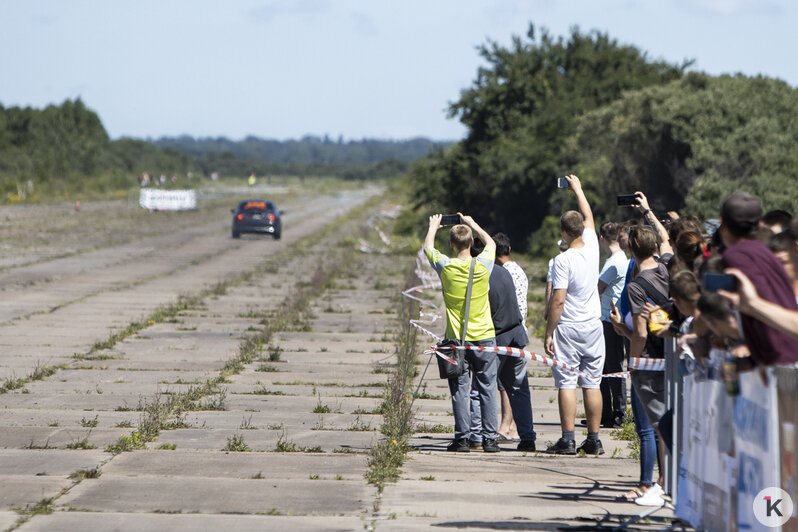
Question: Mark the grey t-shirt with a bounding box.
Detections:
[627,254,672,358]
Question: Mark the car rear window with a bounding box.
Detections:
[242,201,272,212]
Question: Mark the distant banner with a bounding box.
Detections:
[139,189,197,211]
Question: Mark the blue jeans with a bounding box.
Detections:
[631,384,660,486]
[470,354,536,441]
[448,338,498,441]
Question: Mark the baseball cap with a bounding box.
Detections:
[720,192,761,234]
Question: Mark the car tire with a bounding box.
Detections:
[273,232,281,240]
[232,230,240,239]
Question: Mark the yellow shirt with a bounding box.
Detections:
[426,247,495,341]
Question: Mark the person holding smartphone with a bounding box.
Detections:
[717,193,798,365]
[544,175,605,456]
[424,213,500,452]
[611,191,673,507]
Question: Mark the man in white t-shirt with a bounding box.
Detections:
[544,174,605,455]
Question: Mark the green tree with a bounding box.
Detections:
[408,24,687,251]
[566,73,798,222]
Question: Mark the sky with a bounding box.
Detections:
[1,0,796,141]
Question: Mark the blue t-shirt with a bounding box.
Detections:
[617,258,636,319]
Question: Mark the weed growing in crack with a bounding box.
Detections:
[69,468,101,480]
[274,430,300,452]
[267,345,283,362]
[347,415,373,432]
[240,415,257,430]
[66,432,95,450]
[224,434,251,452]
[80,415,99,428]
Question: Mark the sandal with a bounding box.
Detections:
[497,434,519,443]
[618,487,644,501]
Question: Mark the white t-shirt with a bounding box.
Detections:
[503,260,528,323]
[551,228,601,324]
[598,250,629,322]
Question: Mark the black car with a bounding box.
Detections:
[231,200,283,239]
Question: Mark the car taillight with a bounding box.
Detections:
[236,214,244,221]
[268,213,275,221]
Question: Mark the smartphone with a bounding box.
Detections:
[440,214,461,226]
[557,177,569,189]
[617,194,639,206]
[702,272,738,292]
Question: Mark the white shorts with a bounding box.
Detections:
[552,321,606,389]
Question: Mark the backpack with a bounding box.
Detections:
[629,270,669,359]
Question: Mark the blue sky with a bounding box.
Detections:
[1,0,795,141]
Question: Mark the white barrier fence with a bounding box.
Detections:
[139,189,197,211]
[668,339,797,531]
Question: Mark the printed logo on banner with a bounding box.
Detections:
[753,487,794,528]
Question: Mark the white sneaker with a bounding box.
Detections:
[634,483,665,507]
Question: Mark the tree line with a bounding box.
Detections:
[0,100,444,202]
[153,135,448,164]
[406,24,798,255]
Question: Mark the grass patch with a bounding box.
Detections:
[347,415,373,432]
[252,386,287,396]
[413,423,453,434]
[240,414,257,430]
[157,443,177,450]
[69,467,101,480]
[274,431,300,452]
[80,415,99,428]
[366,286,418,491]
[66,433,95,450]
[224,434,251,452]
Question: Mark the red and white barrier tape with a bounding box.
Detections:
[628,357,665,371]
[405,250,661,380]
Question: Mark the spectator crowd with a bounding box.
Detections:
[423,176,798,509]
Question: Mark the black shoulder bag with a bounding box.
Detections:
[436,258,475,379]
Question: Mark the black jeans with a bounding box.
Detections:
[600,321,626,424]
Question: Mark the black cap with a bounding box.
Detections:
[721,192,761,236]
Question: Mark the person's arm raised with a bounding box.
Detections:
[459,213,495,254]
[634,191,673,256]
[424,214,442,254]
[719,268,798,341]
[564,175,594,231]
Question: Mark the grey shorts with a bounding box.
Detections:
[552,320,606,389]
[631,369,666,428]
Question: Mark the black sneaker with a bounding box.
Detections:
[545,437,576,455]
[517,440,536,452]
[577,438,605,455]
[446,438,470,452]
[468,439,482,450]
[482,438,500,453]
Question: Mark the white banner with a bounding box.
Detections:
[736,369,780,532]
[139,189,197,211]
[676,356,780,532]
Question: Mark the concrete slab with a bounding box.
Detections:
[57,476,374,515]
[20,513,366,532]
[0,476,71,509]
[149,427,376,452]
[0,450,107,476]
[102,451,367,479]
[0,511,19,531]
